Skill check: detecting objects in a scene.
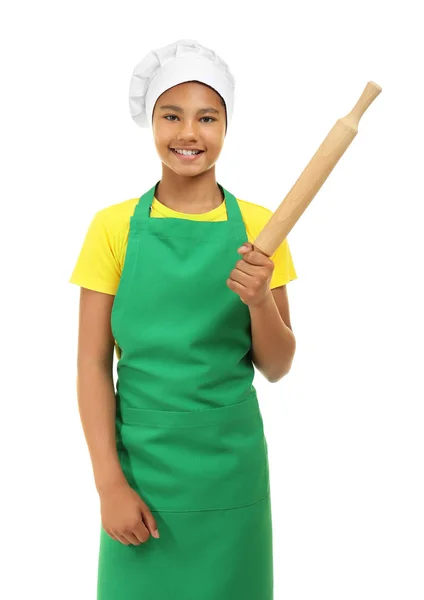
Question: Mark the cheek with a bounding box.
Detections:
[213,128,226,149]
[154,132,171,154]
[205,132,224,153]
[152,120,169,141]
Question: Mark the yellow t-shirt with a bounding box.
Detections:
[69,193,298,358]
[70,194,298,293]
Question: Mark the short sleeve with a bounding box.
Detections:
[269,238,298,289]
[69,210,122,295]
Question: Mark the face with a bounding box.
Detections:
[152,81,227,175]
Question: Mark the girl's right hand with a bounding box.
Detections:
[99,481,160,545]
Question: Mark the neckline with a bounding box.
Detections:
[152,195,227,220]
[132,181,242,225]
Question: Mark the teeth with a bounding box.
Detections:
[174,149,200,156]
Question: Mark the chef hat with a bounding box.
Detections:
[129,39,235,130]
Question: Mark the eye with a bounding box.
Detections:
[164,115,216,123]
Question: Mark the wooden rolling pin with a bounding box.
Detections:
[253,81,382,257]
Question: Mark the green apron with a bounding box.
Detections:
[97,181,273,599]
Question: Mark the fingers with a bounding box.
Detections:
[229,269,250,287]
[100,486,159,547]
[234,259,257,276]
[112,522,149,546]
[233,257,273,281]
[226,278,248,304]
[141,505,160,539]
[112,510,159,546]
[238,248,271,267]
[132,520,151,544]
[108,518,151,546]
[115,533,132,545]
[123,527,148,545]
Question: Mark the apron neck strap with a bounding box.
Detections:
[133,181,243,224]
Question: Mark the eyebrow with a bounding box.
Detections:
[159,104,220,115]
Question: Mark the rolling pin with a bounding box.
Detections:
[253,81,382,257]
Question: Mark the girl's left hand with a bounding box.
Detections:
[227,242,274,307]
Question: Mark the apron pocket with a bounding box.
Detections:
[116,391,269,512]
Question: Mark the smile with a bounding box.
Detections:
[170,148,205,160]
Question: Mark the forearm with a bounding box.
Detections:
[76,364,127,495]
[249,291,296,382]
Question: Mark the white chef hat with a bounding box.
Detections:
[129,39,235,131]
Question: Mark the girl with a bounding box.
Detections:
[70,38,297,600]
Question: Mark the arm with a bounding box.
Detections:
[76,287,159,543]
[76,287,127,495]
[250,285,296,383]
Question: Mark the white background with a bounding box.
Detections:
[1,1,423,598]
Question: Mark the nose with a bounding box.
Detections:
[175,118,200,139]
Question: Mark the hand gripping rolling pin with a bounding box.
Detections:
[253,81,382,257]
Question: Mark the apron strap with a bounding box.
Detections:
[131,181,243,224]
